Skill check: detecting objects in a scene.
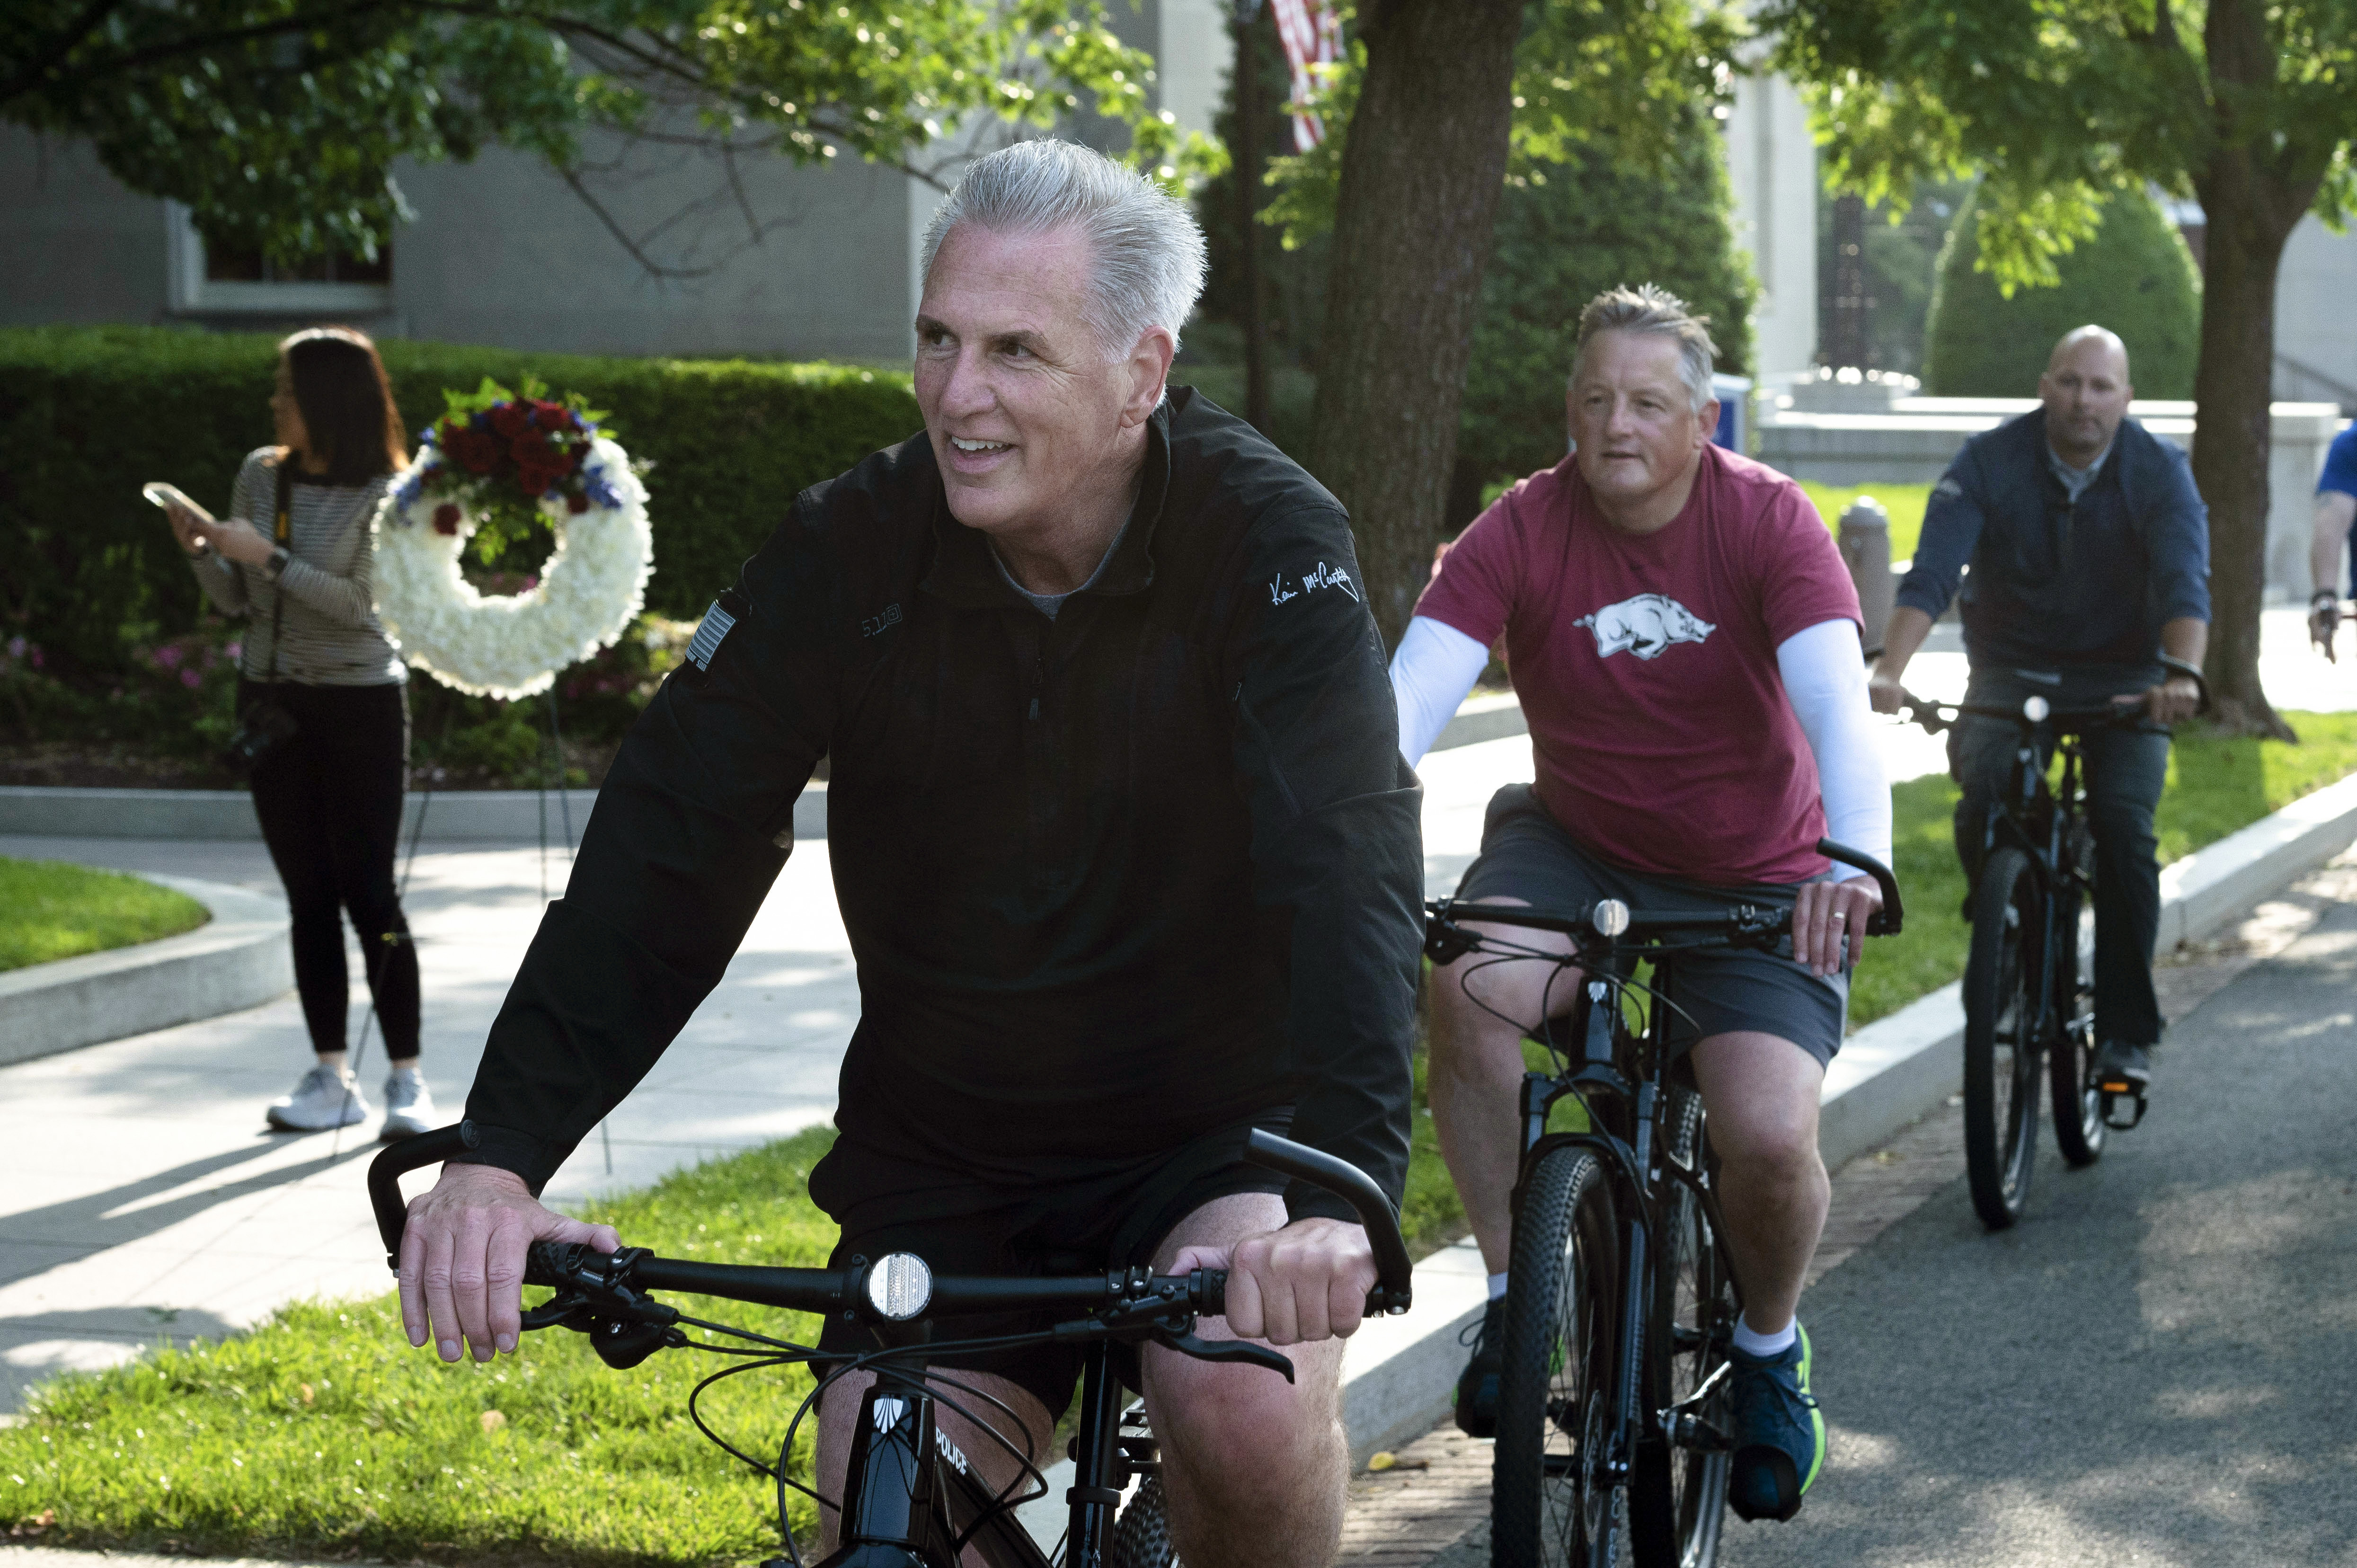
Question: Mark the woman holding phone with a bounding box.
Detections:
[160,326,435,1140]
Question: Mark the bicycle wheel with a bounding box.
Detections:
[1963,846,2044,1229]
[1108,1473,1177,1568]
[1630,1089,1732,1568]
[1494,1147,1623,1568]
[2048,895,2106,1167]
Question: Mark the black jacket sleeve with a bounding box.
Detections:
[1223,504,1424,1223]
[460,508,842,1191]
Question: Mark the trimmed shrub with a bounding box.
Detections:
[1455,104,1757,491]
[0,326,921,690]
[1923,188,2200,398]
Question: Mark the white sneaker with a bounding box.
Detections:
[266,1064,369,1131]
[381,1068,438,1141]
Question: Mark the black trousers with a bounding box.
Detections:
[1949,668,2172,1049]
[241,678,420,1060]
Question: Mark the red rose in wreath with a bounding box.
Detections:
[432,503,462,535]
[447,428,502,475]
[488,404,533,440]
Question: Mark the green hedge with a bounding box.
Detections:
[1923,188,2200,398]
[0,326,922,683]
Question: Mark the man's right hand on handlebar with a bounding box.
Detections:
[1867,669,1910,716]
[397,1164,618,1363]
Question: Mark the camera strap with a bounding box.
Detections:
[259,457,291,691]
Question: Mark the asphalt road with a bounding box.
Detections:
[1717,889,2357,1567]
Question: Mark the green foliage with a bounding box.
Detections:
[1454,98,1757,488]
[2,0,1219,273]
[1261,0,1743,252]
[0,326,920,701]
[1767,0,2357,294]
[0,856,209,971]
[1923,187,2201,399]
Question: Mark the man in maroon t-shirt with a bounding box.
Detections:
[1391,285,1891,1526]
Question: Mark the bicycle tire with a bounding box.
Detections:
[1493,1147,1624,1568]
[1108,1474,1178,1568]
[1630,1089,1732,1568]
[2048,894,2106,1168]
[1963,846,2044,1229]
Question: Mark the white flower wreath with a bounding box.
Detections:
[372,435,654,700]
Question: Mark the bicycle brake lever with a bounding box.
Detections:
[1152,1330,1295,1383]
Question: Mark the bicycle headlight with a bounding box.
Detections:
[1590,898,1630,938]
[2022,695,2050,723]
[866,1252,933,1320]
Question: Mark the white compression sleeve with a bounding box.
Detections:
[1777,618,1893,881]
[1391,616,1492,766]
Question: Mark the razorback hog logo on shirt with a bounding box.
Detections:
[1573,593,1717,661]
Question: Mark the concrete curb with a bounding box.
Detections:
[0,875,291,1066]
[0,784,831,846]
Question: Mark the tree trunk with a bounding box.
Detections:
[2190,0,2317,739]
[1305,0,1524,645]
[1233,4,1270,433]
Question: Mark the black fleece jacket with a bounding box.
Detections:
[460,388,1424,1223]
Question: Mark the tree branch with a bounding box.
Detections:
[0,0,132,109]
[556,163,719,278]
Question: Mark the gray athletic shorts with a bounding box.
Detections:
[1453,785,1848,1068]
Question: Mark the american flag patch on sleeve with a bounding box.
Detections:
[686,601,737,671]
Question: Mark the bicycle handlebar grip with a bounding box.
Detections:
[1816,838,1905,937]
[1240,1130,1414,1315]
[367,1121,479,1268]
[1191,1267,1227,1320]
[524,1240,578,1290]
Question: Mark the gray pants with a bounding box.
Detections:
[1949,668,2171,1049]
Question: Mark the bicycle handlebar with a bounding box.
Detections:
[1424,837,1903,948]
[368,1121,1415,1331]
[1901,695,2154,737]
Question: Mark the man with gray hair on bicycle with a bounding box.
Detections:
[389,138,1424,1568]
[1869,325,2209,1106]
[1392,283,1892,1525]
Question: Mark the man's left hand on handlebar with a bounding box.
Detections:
[1791,875,1882,978]
[1170,1217,1376,1346]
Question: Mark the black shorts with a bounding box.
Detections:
[808,1111,1294,1418]
[1454,785,1848,1068]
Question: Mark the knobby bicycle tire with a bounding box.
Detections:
[1108,1474,1178,1568]
[1964,846,2044,1229]
[2048,892,2107,1168]
[1494,1147,1623,1568]
[1630,1088,1732,1568]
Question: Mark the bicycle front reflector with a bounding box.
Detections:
[867,1253,934,1320]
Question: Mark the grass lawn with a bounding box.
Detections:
[4,714,2354,1564]
[1799,480,1932,565]
[0,857,208,972]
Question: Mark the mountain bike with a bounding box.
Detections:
[1902,695,2145,1231]
[1424,839,1903,1568]
[369,1124,1413,1568]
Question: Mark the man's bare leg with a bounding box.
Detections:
[1426,899,1579,1274]
[1686,1031,1827,1332]
[1143,1192,1348,1568]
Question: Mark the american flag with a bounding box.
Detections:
[1267,0,1340,151]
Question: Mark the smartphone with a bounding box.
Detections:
[142,482,215,525]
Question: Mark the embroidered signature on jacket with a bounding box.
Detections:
[1268,560,1360,606]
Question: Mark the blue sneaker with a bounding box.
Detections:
[1727,1324,1825,1523]
[1452,1297,1504,1437]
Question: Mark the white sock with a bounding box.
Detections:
[1731,1316,1797,1359]
[390,1064,423,1081]
[1487,1271,1510,1302]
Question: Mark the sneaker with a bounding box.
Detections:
[1452,1297,1505,1437]
[380,1068,438,1141]
[1727,1324,1826,1523]
[265,1064,369,1132]
[2093,1039,2153,1095]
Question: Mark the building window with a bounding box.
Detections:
[166,203,394,314]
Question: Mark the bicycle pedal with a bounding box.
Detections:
[2097,1088,2148,1130]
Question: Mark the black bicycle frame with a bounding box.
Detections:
[1973,714,2105,1063]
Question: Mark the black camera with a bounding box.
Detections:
[221,696,299,776]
